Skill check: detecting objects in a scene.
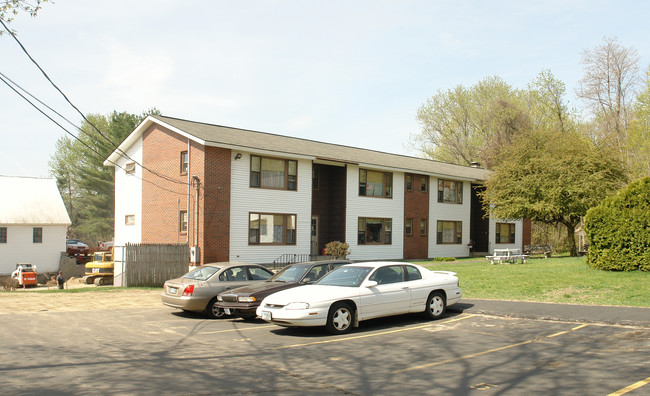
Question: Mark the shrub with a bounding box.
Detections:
[584,177,650,271]
[324,241,350,259]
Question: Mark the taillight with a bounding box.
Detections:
[182,285,194,296]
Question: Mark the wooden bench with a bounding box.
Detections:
[523,244,553,258]
[486,248,529,264]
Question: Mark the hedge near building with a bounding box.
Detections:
[584,177,650,271]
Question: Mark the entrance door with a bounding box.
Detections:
[311,216,319,256]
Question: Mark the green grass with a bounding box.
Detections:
[423,256,650,307]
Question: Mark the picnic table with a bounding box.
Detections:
[486,248,529,264]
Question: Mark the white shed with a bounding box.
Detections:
[0,176,71,275]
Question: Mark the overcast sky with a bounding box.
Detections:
[2,0,649,178]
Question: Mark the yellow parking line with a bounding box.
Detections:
[198,325,276,335]
[607,376,650,396]
[275,314,477,350]
[393,323,590,374]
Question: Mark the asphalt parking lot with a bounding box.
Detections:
[1,300,648,395]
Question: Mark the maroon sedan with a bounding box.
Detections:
[215,260,351,320]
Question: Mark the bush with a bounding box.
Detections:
[584,177,650,271]
[324,241,350,259]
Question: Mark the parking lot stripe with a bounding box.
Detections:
[393,323,590,374]
[198,324,276,335]
[275,314,477,350]
[607,376,650,396]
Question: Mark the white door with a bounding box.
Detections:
[358,265,411,319]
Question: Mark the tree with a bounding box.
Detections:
[626,65,650,180]
[480,128,627,256]
[0,0,47,31]
[49,109,158,243]
[576,37,640,165]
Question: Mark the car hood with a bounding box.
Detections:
[222,281,301,297]
[262,284,356,305]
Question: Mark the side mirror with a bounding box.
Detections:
[365,280,378,288]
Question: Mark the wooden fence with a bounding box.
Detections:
[124,243,190,287]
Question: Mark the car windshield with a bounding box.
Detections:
[315,266,372,287]
[183,266,220,281]
[270,265,310,283]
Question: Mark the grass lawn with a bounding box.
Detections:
[423,256,650,307]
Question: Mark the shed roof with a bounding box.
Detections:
[0,176,72,225]
[105,115,489,181]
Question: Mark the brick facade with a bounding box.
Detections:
[403,173,429,259]
[141,124,231,264]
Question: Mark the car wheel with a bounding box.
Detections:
[425,291,446,320]
[325,302,353,335]
[205,298,226,319]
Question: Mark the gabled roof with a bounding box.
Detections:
[105,115,489,181]
[0,176,71,225]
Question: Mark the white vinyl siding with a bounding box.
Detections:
[113,135,143,285]
[230,153,311,263]
[488,217,524,253]
[0,225,66,274]
[429,179,472,258]
[346,165,404,261]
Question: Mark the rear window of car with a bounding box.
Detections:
[183,266,220,281]
[271,265,310,282]
[316,267,372,287]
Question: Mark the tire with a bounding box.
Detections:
[425,291,446,320]
[325,302,354,335]
[205,298,226,319]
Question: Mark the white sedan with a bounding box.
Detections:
[256,261,461,334]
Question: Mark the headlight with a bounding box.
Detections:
[284,302,310,310]
[238,296,257,302]
[217,295,223,301]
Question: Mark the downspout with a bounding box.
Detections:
[187,139,191,244]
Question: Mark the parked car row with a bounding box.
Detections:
[161,260,462,334]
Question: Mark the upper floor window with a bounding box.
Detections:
[358,217,392,245]
[438,179,463,204]
[250,155,297,191]
[437,220,462,244]
[312,167,319,190]
[0,227,7,243]
[125,162,136,174]
[421,177,428,192]
[406,175,413,191]
[359,169,392,198]
[249,213,296,245]
[125,215,136,226]
[33,227,42,243]
[180,151,189,175]
[496,223,516,244]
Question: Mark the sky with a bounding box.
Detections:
[1,0,649,178]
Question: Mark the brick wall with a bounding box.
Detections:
[201,146,231,263]
[403,173,429,259]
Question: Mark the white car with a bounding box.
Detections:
[256,261,462,334]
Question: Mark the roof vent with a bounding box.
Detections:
[470,162,482,168]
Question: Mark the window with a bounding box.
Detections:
[33,227,42,243]
[125,215,135,226]
[179,211,188,234]
[438,179,463,204]
[312,167,319,190]
[250,155,297,190]
[125,162,136,174]
[0,227,7,243]
[421,177,428,192]
[369,265,404,285]
[358,218,392,245]
[496,223,516,244]
[437,221,462,244]
[359,169,392,198]
[406,265,422,280]
[249,213,296,245]
[406,175,413,191]
[420,219,428,236]
[180,151,189,174]
[405,218,413,236]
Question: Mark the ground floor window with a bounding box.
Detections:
[179,211,188,234]
[436,221,462,244]
[496,223,516,244]
[358,217,392,245]
[249,213,296,245]
[405,218,413,236]
[420,219,428,236]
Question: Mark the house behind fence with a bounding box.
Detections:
[123,243,190,287]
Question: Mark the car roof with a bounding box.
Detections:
[344,261,419,269]
[280,260,351,269]
[202,262,263,269]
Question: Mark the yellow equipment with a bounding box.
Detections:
[83,249,114,286]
